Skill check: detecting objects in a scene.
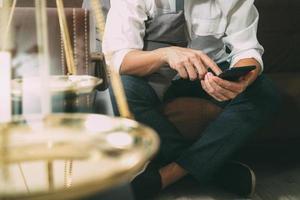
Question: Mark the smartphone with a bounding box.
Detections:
[218,65,256,81]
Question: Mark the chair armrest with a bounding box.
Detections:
[90,52,104,62]
[90,52,109,91]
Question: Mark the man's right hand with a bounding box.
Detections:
[156,46,222,80]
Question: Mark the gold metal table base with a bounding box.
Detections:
[0,113,159,200]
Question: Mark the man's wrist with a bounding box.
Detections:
[152,48,169,64]
[233,58,261,71]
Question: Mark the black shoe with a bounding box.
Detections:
[130,162,162,200]
[215,161,256,197]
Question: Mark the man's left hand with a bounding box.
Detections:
[201,58,261,102]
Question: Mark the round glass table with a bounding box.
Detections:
[11,75,103,101]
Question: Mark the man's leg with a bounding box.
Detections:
[109,74,281,197]
[174,75,281,183]
[109,75,192,199]
[109,75,190,164]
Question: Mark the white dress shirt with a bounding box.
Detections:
[103,0,264,73]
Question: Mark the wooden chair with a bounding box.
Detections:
[10,7,109,113]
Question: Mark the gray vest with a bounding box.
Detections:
[144,1,189,100]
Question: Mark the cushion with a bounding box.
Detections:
[163,97,222,140]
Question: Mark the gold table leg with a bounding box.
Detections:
[90,0,133,119]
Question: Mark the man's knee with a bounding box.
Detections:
[119,75,145,99]
[120,75,159,102]
[109,75,160,114]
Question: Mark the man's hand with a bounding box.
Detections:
[157,46,222,80]
[201,73,249,101]
[201,58,261,102]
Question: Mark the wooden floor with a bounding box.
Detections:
[155,161,300,200]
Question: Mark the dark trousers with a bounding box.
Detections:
[109,63,281,183]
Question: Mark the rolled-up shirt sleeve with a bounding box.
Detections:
[102,0,148,73]
[222,0,264,72]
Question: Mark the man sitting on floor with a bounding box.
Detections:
[103,0,281,199]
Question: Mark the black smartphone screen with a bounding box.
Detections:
[218,65,256,81]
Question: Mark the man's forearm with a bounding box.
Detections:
[120,49,166,76]
[120,47,221,79]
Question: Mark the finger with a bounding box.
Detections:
[208,73,236,99]
[196,51,222,75]
[201,79,220,100]
[201,80,206,91]
[190,56,207,79]
[176,65,188,79]
[213,76,245,93]
[204,74,227,101]
[169,62,178,71]
[184,61,198,80]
